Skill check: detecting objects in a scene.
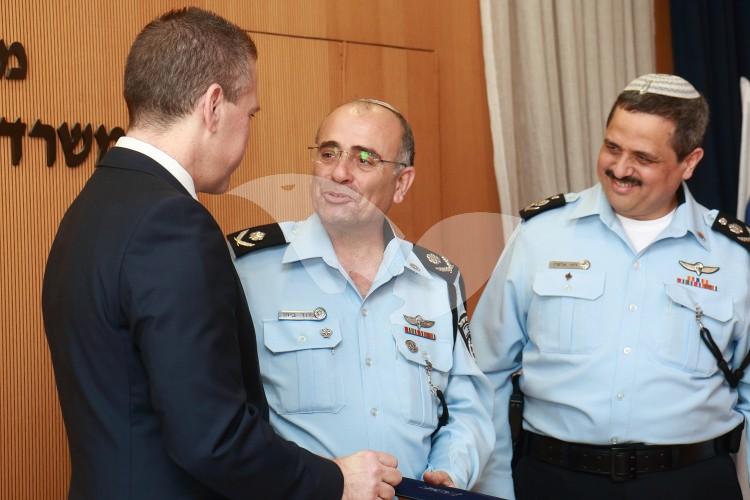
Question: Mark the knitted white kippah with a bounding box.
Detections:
[623,73,701,99]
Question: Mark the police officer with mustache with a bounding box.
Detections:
[472,74,750,500]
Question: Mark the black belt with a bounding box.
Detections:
[522,426,742,482]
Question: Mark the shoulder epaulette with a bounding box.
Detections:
[226,223,287,258]
[519,193,566,221]
[412,245,459,282]
[712,212,750,253]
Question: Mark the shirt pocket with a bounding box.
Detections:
[649,283,734,375]
[262,318,344,414]
[528,270,606,353]
[391,324,454,428]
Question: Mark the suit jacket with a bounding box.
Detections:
[42,147,343,499]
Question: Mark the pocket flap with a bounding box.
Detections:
[532,270,605,300]
[263,319,342,353]
[664,283,733,322]
[392,326,453,372]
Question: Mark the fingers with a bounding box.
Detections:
[375,451,398,468]
[376,482,395,499]
[381,464,402,486]
[336,450,403,500]
[423,470,454,487]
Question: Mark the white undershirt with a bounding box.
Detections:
[115,136,197,199]
[615,208,676,253]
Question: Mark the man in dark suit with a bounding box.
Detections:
[42,7,400,500]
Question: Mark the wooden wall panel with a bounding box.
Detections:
[201,33,344,231]
[653,0,673,74]
[213,0,437,50]
[433,0,501,309]
[1,3,134,498]
[342,43,440,241]
[1,1,497,497]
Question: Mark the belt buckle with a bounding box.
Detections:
[610,446,637,482]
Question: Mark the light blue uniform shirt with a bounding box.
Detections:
[472,184,750,499]
[233,214,494,488]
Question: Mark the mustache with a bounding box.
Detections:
[605,169,642,186]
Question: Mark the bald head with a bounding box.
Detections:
[316,99,415,166]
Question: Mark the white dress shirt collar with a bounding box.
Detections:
[115,136,197,199]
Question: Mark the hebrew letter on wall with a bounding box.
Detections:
[57,123,93,167]
[94,125,125,160]
[0,117,27,166]
[29,120,56,166]
[0,40,28,80]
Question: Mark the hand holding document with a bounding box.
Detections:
[396,477,507,500]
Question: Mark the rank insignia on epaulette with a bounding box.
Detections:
[226,223,287,258]
[712,213,750,252]
[428,253,454,273]
[519,193,566,221]
[234,229,266,247]
[412,245,458,281]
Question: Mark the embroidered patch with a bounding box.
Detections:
[458,312,475,357]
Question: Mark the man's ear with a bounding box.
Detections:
[201,83,224,132]
[681,147,704,181]
[393,166,415,204]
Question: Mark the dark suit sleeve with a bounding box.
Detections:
[120,194,343,499]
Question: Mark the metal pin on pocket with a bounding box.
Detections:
[425,359,438,396]
[695,306,705,329]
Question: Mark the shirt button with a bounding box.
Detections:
[628,304,637,312]
[297,335,306,344]
[370,407,378,416]
[633,261,640,270]
[610,437,619,445]
[361,308,368,317]
[623,347,632,355]
[616,392,624,400]
[365,357,373,366]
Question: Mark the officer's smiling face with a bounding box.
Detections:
[311,103,414,230]
[596,107,702,220]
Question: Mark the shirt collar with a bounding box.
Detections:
[115,136,197,199]
[569,182,709,250]
[282,213,338,265]
[668,183,710,250]
[281,214,429,278]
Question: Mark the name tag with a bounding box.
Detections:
[278,307,327,321]
[549,260,590,270]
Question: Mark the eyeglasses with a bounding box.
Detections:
[308,145,407,171]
